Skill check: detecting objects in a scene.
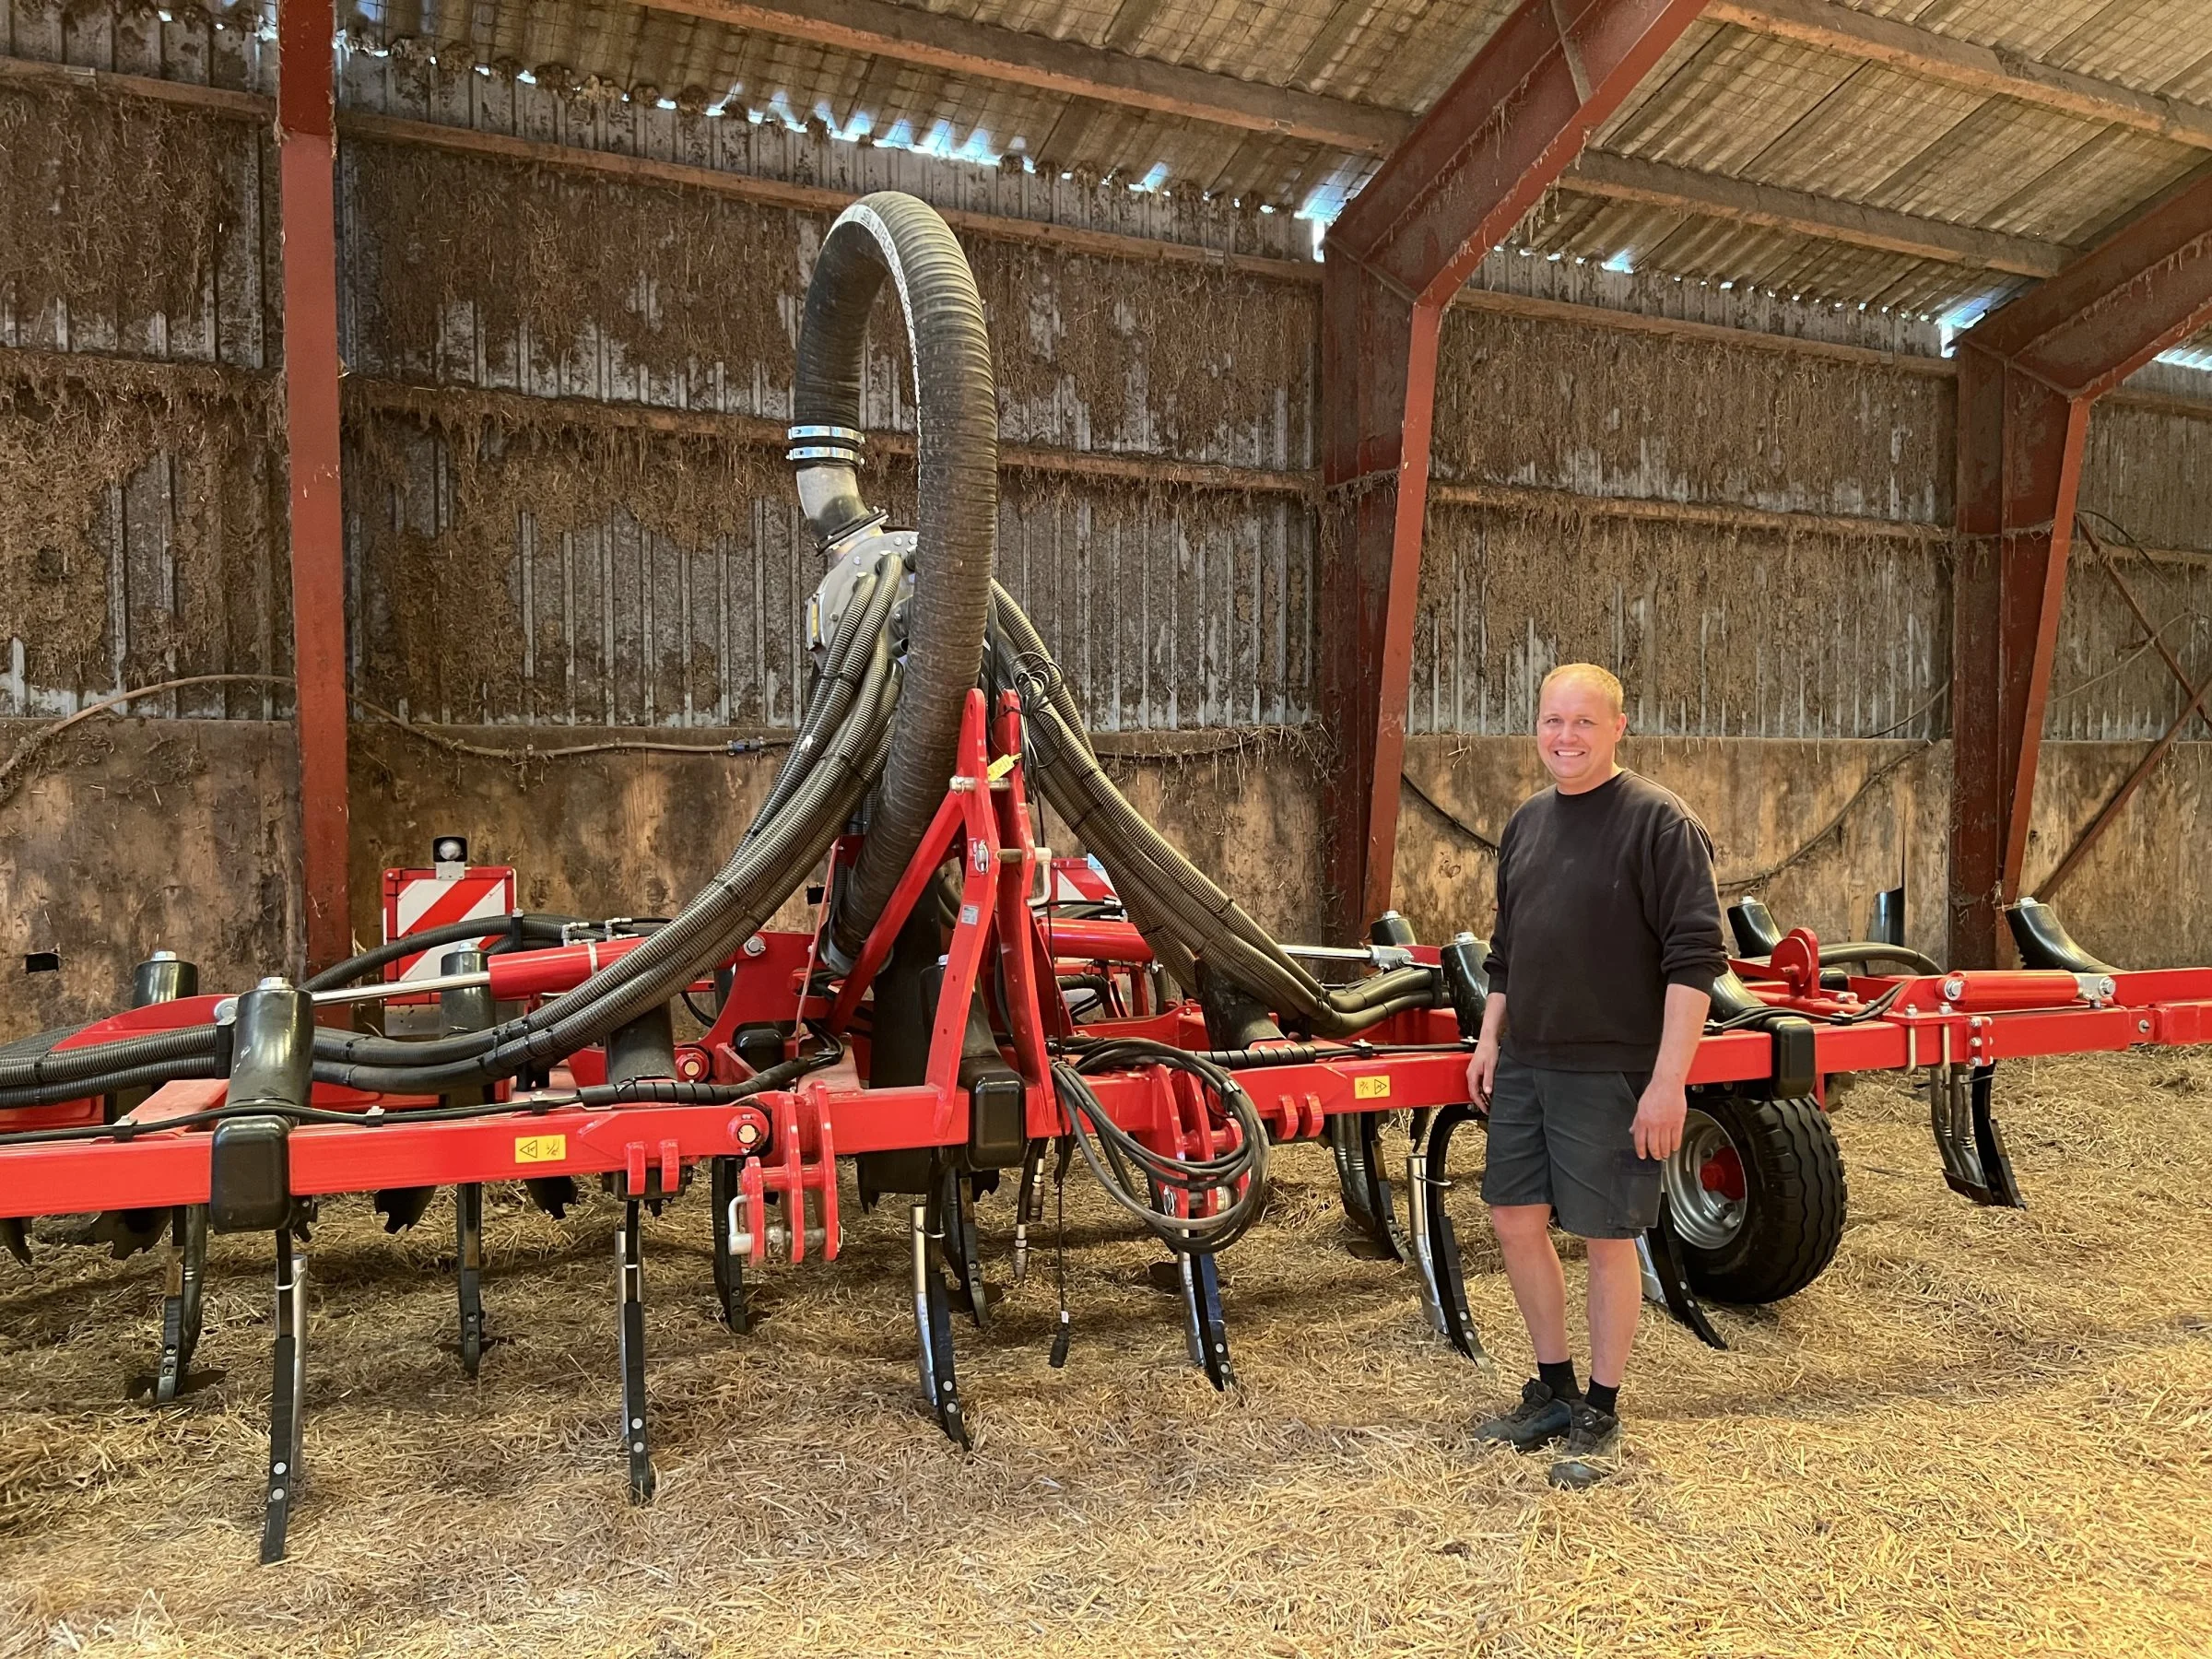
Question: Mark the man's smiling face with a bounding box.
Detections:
[1536,674,1628,794]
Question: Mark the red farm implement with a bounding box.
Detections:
[3,191,2206,1561]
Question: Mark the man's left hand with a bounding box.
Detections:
[1632,1075,1689,1162]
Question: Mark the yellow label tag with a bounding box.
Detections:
[1354,1076,1391,1100]
[513,1134,568,1165]
[987,753,1017,781]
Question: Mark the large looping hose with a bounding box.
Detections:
[794,194,998,958]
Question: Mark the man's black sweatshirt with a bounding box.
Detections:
[1482,770,1727,1072]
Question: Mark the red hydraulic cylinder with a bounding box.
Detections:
[1040,917,1153,962]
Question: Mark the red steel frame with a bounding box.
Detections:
[7,687,2212,1240]
[1948,168,2212,969]
[1317,0,1713,936]
[276,0,352,974]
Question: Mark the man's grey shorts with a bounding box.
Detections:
[1480,1053,1662,1240]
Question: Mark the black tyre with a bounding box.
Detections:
[1660,1092,1845,1304]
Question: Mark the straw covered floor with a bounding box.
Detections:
[3,1050,2209,1656]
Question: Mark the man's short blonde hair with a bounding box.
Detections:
[1538,662,1625,716]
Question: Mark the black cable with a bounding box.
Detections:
[302,913,525,994]
[1820,942,1943,976]
[1703,979,1908,1033]
[1051,1037,1269,1254]
[1049,1140,1071,1368]
[0,1021,221,1095]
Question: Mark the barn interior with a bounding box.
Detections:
[3,0,2211,1652]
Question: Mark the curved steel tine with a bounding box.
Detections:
[912,1194,969,1448]
[1418,1105,1488,1365]
[1640,1199,1727,1350]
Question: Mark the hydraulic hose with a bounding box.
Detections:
[0,1054,226,1112]
[793,193,997,959]
[748,553,900,836]
[987,587,1438,1036]
[1053,1037,1269,1253]
[313,648,902,1093]
[301,912,583,993]
[310,602,898,1077]
[0,1020,221,1092]
[1820,941,1943,976]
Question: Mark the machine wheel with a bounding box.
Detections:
[1659,1093,1844,1305]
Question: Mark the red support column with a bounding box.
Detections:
[276,0,350,971]
[1316,0,1712,935]
[1947,170,2212,967]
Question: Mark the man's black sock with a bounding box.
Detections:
[1538,1359,1581,1401]
[1584,1381,1619,1417]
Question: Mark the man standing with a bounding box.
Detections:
[1467,662,1726,1488]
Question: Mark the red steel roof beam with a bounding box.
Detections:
[1318,0,1711,935]
[1947,169,2212,969]
[276,0,352,973]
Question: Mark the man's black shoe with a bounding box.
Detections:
[1472,1380,1576,1452]
[1547,1401,1622,1489]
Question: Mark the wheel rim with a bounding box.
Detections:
[1664,1108,1747,1250]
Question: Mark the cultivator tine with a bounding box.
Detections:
[617,1200,655,1503]
[453,1184,488,1378]
[153,1206,210,1403]
[259,1227,307,1565]
[524,1176,578,1219]
[937,1164,991,1330]
[911,1195,969,1448]
[1969,1066,2024,1209]
[1639,1201,1727,1351]
[1330,1111,1406,1260]
[1405,1106,1488,1365]
[1929,1064,2025,1208]
[374,1186,435,1234]
[1,1218,28,1266]
[709,1158,751,1334]
[1177,1251,1235,1391]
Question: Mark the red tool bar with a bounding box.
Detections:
[2109,968,2212,1003]
[0,1100,774,1219]
[1077,1050,1480,1129]
[1959,1005,2140,1062]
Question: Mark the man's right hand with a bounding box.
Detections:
[1467,1038,1499,1105]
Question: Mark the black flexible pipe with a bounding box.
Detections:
[794,193,998,959]
[0,1054,226,1111]
[988,589,1440,1036]
[305,613,897,1078]
[1053,1037,1269,1253]
[1819,941,1944,976]
[0,1021,219,1092]
[300,912,584,994]
[748,553,900,836]
[312,651,902,1093]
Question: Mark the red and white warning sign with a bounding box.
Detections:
[381,865,518,999]
[1041,855,1118,908]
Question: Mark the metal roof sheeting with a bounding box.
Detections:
[326,0,2212,326]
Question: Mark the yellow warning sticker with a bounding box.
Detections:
[987,753,1017,781]
[513,1134,568,1165]
[1354,1076,1391,1100]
